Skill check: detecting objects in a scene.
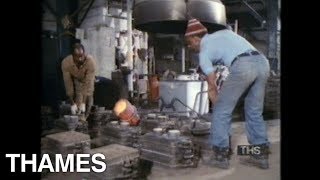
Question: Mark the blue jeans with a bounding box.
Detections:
[210,55,270,148]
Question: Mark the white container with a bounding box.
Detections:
[157,115,168,120]
[111,121,118,125]
[120,122,130,127]
[147,113,157,118]
[153,128,163,134]
[176,75,192,80]
[168,130,181,138]
[159,80,209,116]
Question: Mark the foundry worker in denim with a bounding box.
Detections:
[185,18,270,169]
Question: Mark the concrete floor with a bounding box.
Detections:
[147,144,280,180]
[43,119,280,180]
[147,119,280,180]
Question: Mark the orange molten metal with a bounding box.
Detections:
[113,99,140,126]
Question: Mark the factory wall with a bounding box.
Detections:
[77,0,148,78]
[79,0,128,32]
[76,27,116,79]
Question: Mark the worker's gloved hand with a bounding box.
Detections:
[79,103,86,113]
[71,104,78,115]
[220,66,230,80]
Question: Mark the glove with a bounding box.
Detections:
[79,103,86,113]
[215,65,230,91]
[71,104,78,115]
[220,66,230,81]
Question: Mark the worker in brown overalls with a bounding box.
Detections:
[61,43,96,120]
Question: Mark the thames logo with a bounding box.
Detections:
[5,153,107,173]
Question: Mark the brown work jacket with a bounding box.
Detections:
[61,54,96,104]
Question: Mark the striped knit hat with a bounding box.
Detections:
[185,18,208,37]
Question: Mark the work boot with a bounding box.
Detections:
[239,143,270,169]
[207,146,230,169]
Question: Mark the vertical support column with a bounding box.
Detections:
[277,0,281,73]
[127,0,134,94]
[143,32,149,79]
[234,19,238,34]
[181,35,186,73]
[147,33,155,74]
[181,47,186,73]
[267,0,279,72]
